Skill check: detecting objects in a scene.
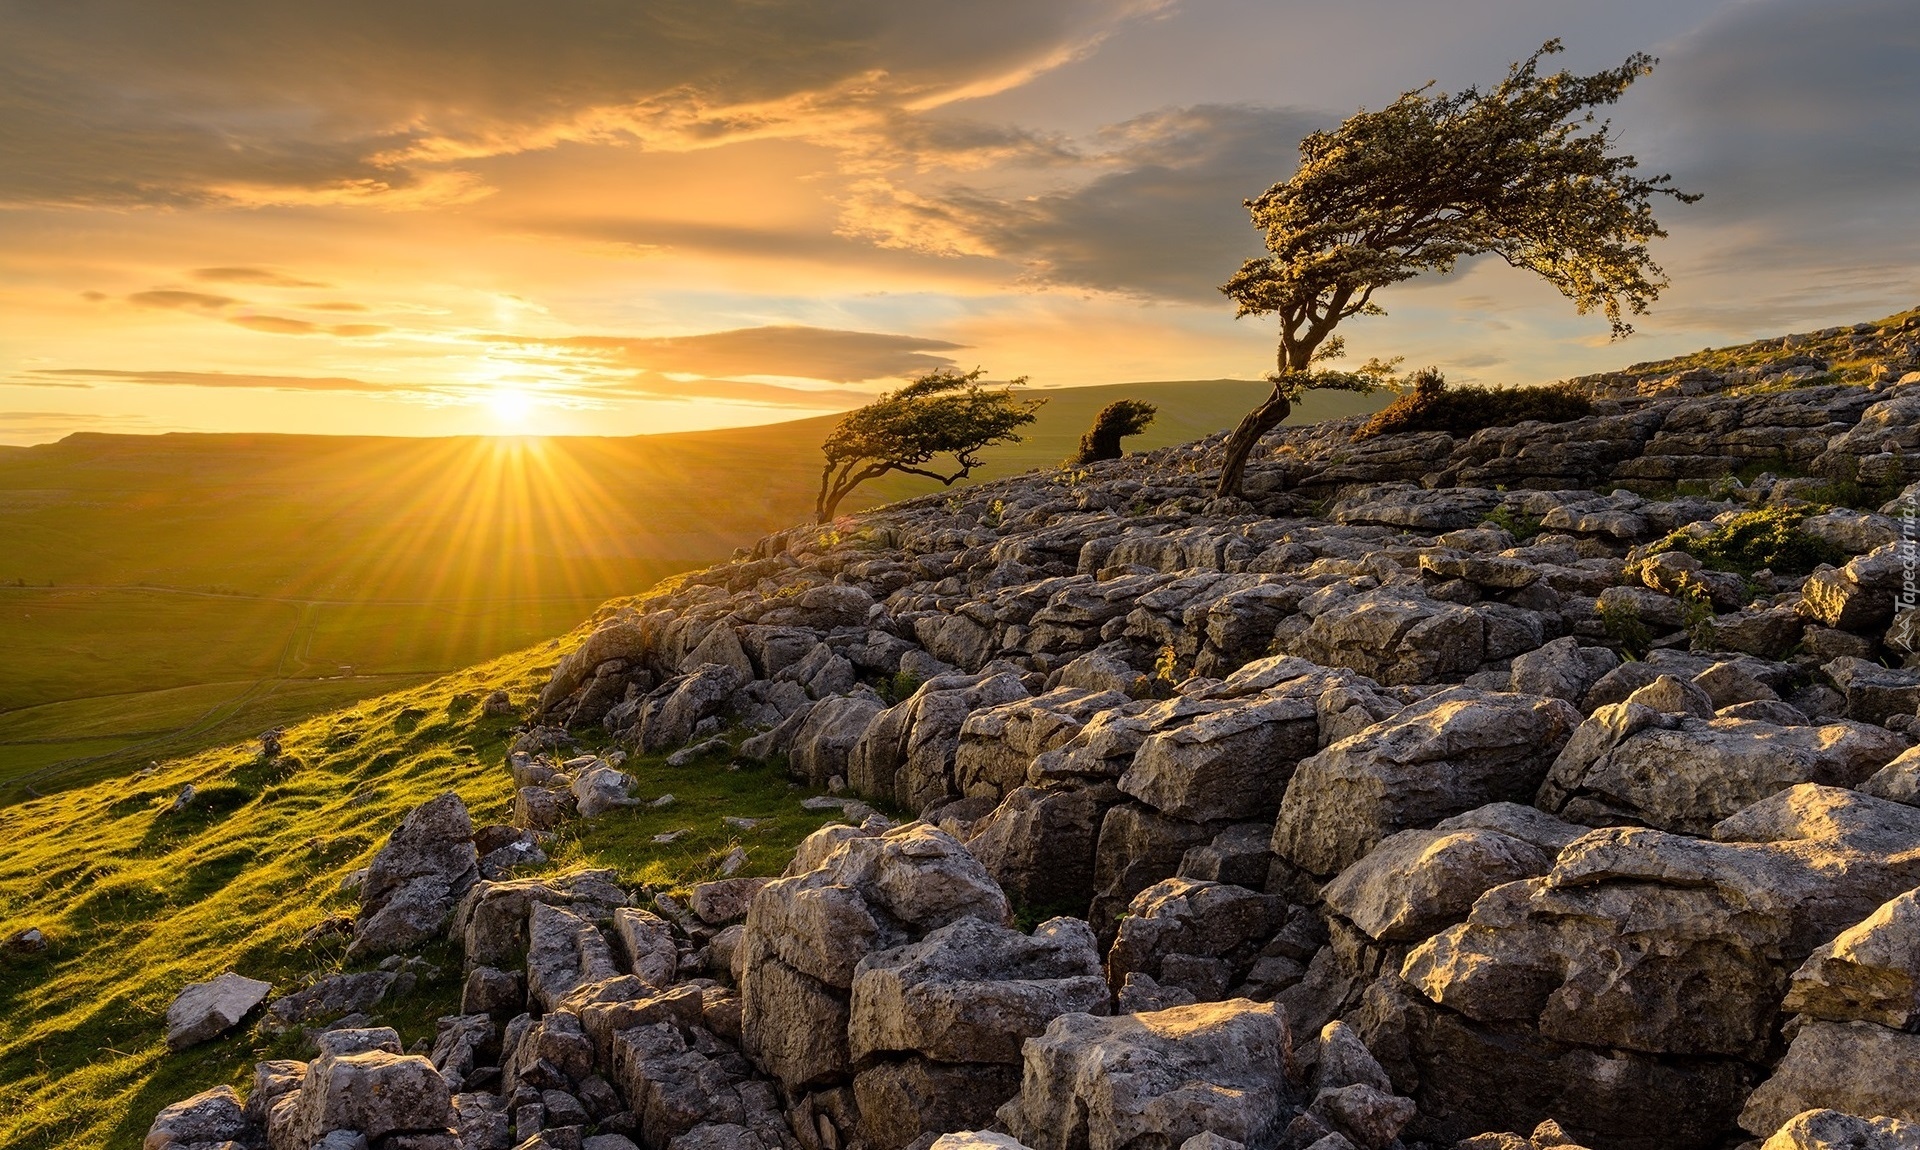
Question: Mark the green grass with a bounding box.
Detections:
[0,614,849,1150]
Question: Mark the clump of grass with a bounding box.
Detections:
[1354,370,1593,442]
[1483,506,1545,544]
[1598,597,1653,659]
[1651,507,1848,577]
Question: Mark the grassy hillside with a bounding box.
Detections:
[0,379,1380,801]
[0,619,851,1150]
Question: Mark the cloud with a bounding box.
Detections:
[488,324,966,383]
[1620,0,1920,323]
[0,1,1166,208]
[587,376,872,408]
[191,267,329,288]
[25,368,391,392]
[309,302,369,312]
[127,289,239,310]
[844,104,1329,302]
[228,315,390,337]
[0,411,153,435]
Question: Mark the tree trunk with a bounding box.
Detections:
[1215,383,1293,498]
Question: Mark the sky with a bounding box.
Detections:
[0,0,1915,445]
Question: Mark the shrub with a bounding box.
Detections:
[1652,507,1847,577]
[1354,370,1593,441]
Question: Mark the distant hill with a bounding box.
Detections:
[0,378,1383,797]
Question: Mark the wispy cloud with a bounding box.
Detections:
[190,266,330,288]
[228,316,391,337]
[127,289,239,310]
[483,324,966,383]
[25,369,394,392]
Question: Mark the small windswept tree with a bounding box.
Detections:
[816,368,1044,521]
[1071,399,1158,465]
[1215,39,1699,497]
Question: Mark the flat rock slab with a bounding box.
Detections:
[166,971,272,1050]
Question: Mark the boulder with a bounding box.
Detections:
[1272,688,1580,879]
[1785,888,1920,1028]
[740,824,1011,1092]
[1116,689,1322,823]
[348,792,481,960]
[996,999,1294,1150]
[274,1029,454,1150]
[1800,545,1904,632]
[968,782,1122,913]
[1289,588,1485,686]
[1089,803,1222,935]
[636,664,747,753]
[1538,703,1908,834]
[956,688,1129,802]
[1321,827,1552,944]
[571,764,634,818]
[145,1085,249,1150]
[612,908,681,989]
[690,878,773,926]
[262,971,397,1034]
[1507,638,1620,705]
[848,671,1031,813]
[1760,1109,1920,1150]
[1742,1021,1920,1137]
[1826,657,1920,726]
[165,971,272,1050]
[1106,879,1288,1002]
[849,915,1109,1065]
[787,693,885,789]
[526,902,621,1012]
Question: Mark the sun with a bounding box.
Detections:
[484,386,536,425]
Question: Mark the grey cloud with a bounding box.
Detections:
[889,104,1329,302]
[0,0,1160,206]
[489,325,966,383]
[1619,0,1920,325]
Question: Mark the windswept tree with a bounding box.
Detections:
[1214,39,1699,497]
[1071,399,1158,465]
[816,368,1044,521]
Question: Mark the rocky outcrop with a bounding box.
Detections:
[347,791,480,960]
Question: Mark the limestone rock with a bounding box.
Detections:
[1289,588,1485,686]
[1539,704,1907,834]
[348,792,481,960]
[1106,879,1287,1001]
[741,824,1011,1092]
[1272,688,1580,879]
[145,1085,249,1150]
[1507,638,1619,705]
[1742,1020,1920,1136]
[165,971,272,1050]
[1760,1109,1920,1150]
[997,999,1293,1150]
[1785,888,1920,1027]
[850,915,1108,1065]
[1321,827,1552,944]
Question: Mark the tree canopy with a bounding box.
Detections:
[815,368,1044,521]
[1213,39,1698,497]
[1070,399,1157,465]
